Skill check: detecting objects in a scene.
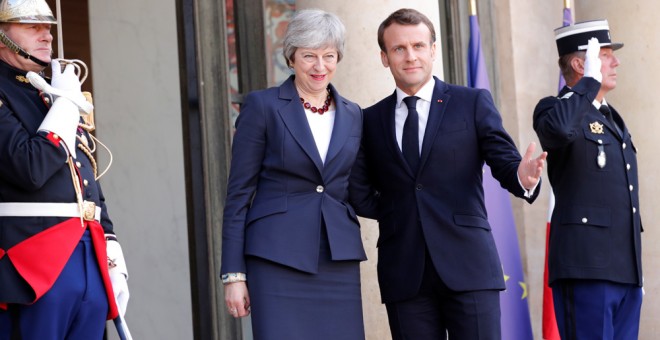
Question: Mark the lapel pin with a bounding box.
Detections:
[437,99,443,103]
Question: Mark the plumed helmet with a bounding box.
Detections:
[0,0,57,24]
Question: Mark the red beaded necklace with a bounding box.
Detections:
[300,88,332,115]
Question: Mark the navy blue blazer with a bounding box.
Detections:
[351,77,538,303]
[534,77,642,286]
[221,76,366,276]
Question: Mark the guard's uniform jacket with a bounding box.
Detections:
[533,76,642,287]
[0,60,117,317]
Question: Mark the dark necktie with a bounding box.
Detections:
[402,96,420,173]
[599,105,622,137]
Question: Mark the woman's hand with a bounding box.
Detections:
[224,281,251,318]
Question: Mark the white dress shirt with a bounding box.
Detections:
[305,107,336,164]
[394,79,435,154]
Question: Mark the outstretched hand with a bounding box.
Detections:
[518,142,547,190]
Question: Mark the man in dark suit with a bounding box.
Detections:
[534,20,643,339]
[350,8,546,340]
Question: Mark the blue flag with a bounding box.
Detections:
[468,14,534,340]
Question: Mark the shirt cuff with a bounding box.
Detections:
[518,174,539,198]
[221,272,247,285]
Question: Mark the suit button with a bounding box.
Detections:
[626,164,631,170]
[581,217,588,224]
[622,143,627,149]
[597,139,603,144]
[629,185,634,192]
[76,161,82,168]
[633,207,637,214]
[83,179,89,186]
[316,185,324,193]
[416,184,422,191]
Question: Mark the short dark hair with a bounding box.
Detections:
[558,51,585,85]
[377,8,436,52]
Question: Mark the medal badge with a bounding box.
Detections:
[597,149,606,168]
[590,121,604,134]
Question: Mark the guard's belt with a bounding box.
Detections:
[0,202,101,222]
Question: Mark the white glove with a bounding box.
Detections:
[27,60,93,114]
[51,60,82,92]
[107,239,130,317]
[584,37,602,83]
[36,61,88,157]
[38,97,79,157]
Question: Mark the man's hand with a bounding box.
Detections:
[518,142,547,190]
[51,60,82,93]
[224,281,251,318]
[584,37,602,82]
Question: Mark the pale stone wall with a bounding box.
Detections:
[88,0,193,339]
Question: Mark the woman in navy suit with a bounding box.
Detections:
[221,9,367,340]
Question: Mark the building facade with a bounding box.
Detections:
[52,0,660,338]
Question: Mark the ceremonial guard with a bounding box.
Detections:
[534,20,643,339]
[0,0,129,338]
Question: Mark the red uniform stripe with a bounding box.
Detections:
[543,221,560,340]
[88,221,119,320]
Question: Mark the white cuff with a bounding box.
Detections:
[518,174,539,198]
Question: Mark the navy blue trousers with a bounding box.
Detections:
[385,251,501,340]
[552,279,642,340]
[0,231,108,340]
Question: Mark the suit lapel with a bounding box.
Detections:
[277,77,324,172]
[324,85,354,166]
[419,78,450,170]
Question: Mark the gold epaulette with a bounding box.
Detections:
[81,91,95,131]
